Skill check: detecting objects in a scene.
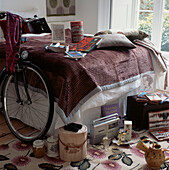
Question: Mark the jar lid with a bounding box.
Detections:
[33,140,44,147]
[47,136,57,143]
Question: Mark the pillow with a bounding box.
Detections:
[94,29,112,36]
[117,29,149,41]
[94,29,149,41]
[96,33,136,49]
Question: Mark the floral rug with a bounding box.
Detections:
[1,131,169,170]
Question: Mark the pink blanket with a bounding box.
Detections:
[0,30,153,120]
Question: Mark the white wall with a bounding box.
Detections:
[76,0,98,34]
[0,0,47,39]
[0,0,46,18]
[0,0,98,35]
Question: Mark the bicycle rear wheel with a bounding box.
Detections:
[2,62,54,142]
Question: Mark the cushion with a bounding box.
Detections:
[96,33,136,49]
[94,29,112,36]
[94,29,149,41]
[118,29,149,41]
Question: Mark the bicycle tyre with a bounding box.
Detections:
[2,62,54,142]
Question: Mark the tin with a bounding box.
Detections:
[47,136,59,157]
[70,21,84,43]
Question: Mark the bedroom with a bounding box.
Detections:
[0,0,169,169]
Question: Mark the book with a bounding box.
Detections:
[101,103,123,128]
[136,91,150,102]
[136,90,169,104]
[136,96,149,102]
[65,50,86,59]
[145,93,162,102]
[70,37,102,53]
[155,89,169,103]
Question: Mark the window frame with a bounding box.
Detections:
[97,0,111,31]
[135,0,165,51]
[98,0,167,53]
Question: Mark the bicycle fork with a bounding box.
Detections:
[14,68,32,105]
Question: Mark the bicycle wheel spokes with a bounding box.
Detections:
[3,64,54,142]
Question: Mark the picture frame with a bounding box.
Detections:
[46,0,75,17]
[51,24,65,43]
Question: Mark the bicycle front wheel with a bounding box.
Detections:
[2,62,54,142]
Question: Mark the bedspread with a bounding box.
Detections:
[0,29,154,121]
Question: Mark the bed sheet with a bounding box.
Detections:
[0,31,155,121]
[0,30,166,136]
[48,77,142,135]
[0,55,158,136]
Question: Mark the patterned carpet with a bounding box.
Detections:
[1,131,169,170]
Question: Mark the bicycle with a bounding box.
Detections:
[0,12,54,142]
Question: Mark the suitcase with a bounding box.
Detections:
[126,95,169,131]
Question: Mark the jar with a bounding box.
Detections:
[33,140,45,158]
[47,136,59,157]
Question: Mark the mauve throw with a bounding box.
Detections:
[0,29,153,118]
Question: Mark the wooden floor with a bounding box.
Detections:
[0,112,16,144]
[0,111,49,144]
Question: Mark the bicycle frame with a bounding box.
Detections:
[0,12,54,142]
[0,67,7,109]
[0,66,7,87]
[14,61,32,105]
[0,60,32,108]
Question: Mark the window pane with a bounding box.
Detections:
[165,0,169,10]
[138,12,153,40]
[138,0,154,40]
[140,0,154,10]
[161,0,169,51]
[161,13,169,52]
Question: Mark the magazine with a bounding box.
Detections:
[70,37,102,53]
[65,51,86,59]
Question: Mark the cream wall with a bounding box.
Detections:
[76,0,98,34]
[0,0,46,18]
[0,0,99,34]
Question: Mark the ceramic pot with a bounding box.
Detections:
[136,138,169,169]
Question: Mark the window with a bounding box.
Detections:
[137,0,169,52]
[109,0,169,52]
[138,0,154,40]
[161,0,169,52]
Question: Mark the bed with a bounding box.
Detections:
[0,25,167,136]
